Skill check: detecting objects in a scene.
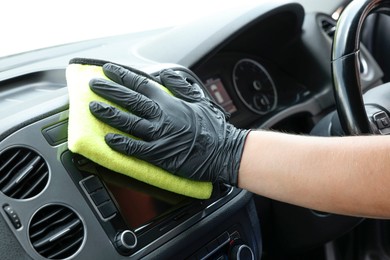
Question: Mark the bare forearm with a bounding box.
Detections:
[238,131,390,218]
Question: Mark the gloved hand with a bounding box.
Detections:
[89,63,249,186]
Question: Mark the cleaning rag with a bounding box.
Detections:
[66,58,213,199]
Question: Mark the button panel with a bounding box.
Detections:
[373,111,390,134]
[80,176,117,220]
[3,205,22,229]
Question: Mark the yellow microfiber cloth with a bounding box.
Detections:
[66,58,213,199]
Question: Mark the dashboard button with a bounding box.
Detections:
[97,201,117,218]
[90,188,110,206]
[217,232,230,244]
[373,111,390,129]
[42,120,68,146]
[82,176,103,194]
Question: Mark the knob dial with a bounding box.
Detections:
[230,243,254,260]
[115,230,137,253]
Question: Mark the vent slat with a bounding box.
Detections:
[0,150,31,187]
[30,205,84,259]
[0,148,48,199]
[33,218,82,249]
[3,156,41,195]
[0,149,22,184]
[30,207,66,230]
[30,211,73,240]
[47,234,84,259]
[11,162,47,199]
[321,19,336,38]
[38,228,83,259]
[19,168,49,199]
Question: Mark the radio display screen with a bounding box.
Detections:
[99,169,193,229]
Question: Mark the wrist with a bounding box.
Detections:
[219,127,250,186]
[237,130,257,189]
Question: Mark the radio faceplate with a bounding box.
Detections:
[62,151,240,257]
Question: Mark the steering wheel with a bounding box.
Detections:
[332,0,390,135]
[267,0,390,254]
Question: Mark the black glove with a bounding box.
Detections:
[89,63,249,186]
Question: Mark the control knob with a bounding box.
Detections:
[229,240,254,260]
[115,230,137,254]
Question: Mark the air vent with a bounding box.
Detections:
[0,147,49,199]
[321,18,336,38]
[29,205,84,259]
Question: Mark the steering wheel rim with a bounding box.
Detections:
[331,0,390,135]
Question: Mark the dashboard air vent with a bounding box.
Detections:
[29,205,84,259]
[321,18,336,38]
[0,147,49,199]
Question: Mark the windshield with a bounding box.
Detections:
[1,0,342,58]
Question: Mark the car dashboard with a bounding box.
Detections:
[0,1,384,260]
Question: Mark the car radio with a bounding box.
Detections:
[61,151,257,258]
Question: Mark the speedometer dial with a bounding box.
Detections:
[232,59,277,115]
